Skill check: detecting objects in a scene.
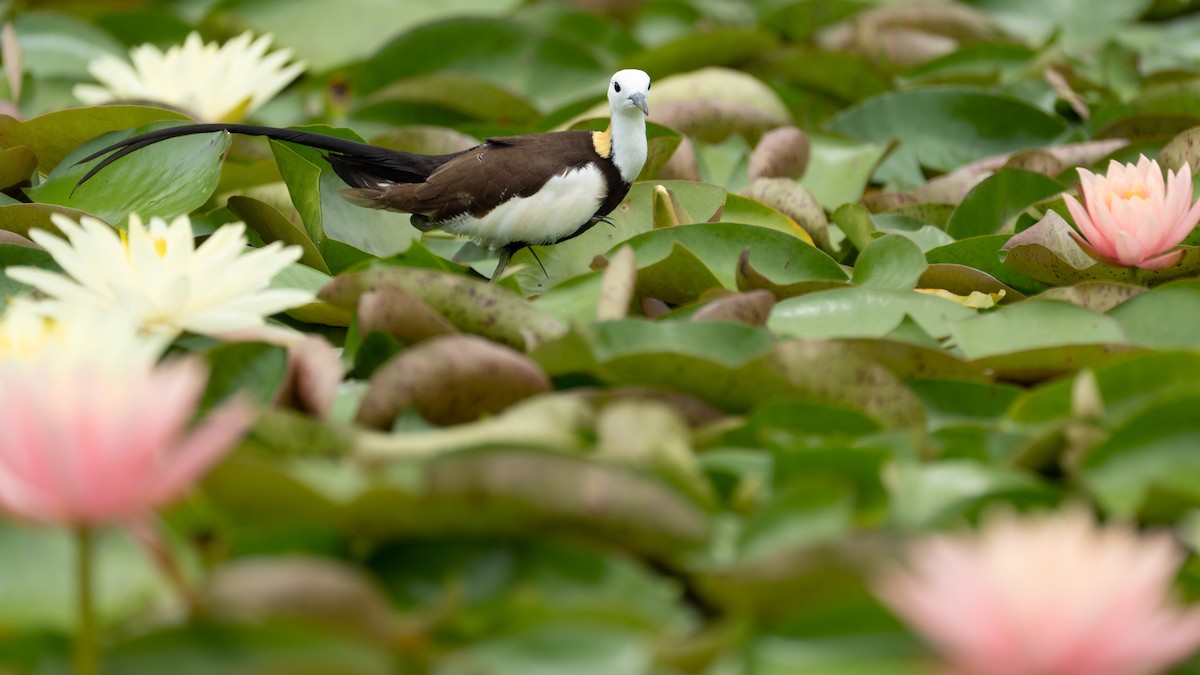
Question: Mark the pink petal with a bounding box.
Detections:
[1162,169,1191,238]
[1064,193,1115,257]
[148,397,257,506]
[1139,248,1185,270]
[1165,186,1200,249]
[1114,230,1147,266]
[1070,230,1121,266]
[1091,202,1132,260]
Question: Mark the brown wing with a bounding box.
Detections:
[356,131,603,223]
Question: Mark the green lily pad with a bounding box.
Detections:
[851,234,927,289]
[0,523,177,632]
[1080,392,1200,518]
[358,73,540,126]
[270,125,417,257]
[227,195,329,274]
[928,234,1044,295]
[944,168,1066,239]
[632,241,723,306]
[736,248,849,299]
[769,287,974,340]
[623,221,846,291]
[0,242,56,297]
[829,87,1069,188]
[917,263,1026,303]
[229,0,523,73]
[0,105,187,173]
[0,202,96,237]
[949,299,1128,360]
[0,146,36,190]
[798,133,892,211]
[358,17,607,111]
[28,122,229,225]
[592,319,775,369]
[622,28,781,79]
[832,202,876,252]
[13,11,125,79]
[1109,280,1200,349]
[1008,351,1200,425]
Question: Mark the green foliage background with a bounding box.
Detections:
[4,0,1200,672]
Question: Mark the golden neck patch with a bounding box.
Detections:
[592,126,613,159]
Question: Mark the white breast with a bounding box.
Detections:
[438,165,607,250]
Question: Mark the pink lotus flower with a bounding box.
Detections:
[0,305,255,527]
[876,508,1200,675]
[1064,155,1200,269]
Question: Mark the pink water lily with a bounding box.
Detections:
[1064,155,1200,269]
[876,508,1200,675]
[0,303,255,527]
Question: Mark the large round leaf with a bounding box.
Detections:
[770,287,973,340]
[27,122,229,225]
[829,87,1069,187]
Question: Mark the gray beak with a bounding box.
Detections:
[630,92,648,116]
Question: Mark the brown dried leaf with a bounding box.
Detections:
[1159,125,1200,174]
[320,268,567,351]
[691,289,775,326]
[748,126,810,181]
[597,244,636,321]
[355,334,551,429]
[1004,149,1066,177]
[369,125,479,155]
[651,99,781,145]
[274,336,344,420]
[1035,282,1147,313]
[656,136,702,181]
[204,557,396,644]
[740,178,831,252]
[357,284,457,344]
[2,23,20,105]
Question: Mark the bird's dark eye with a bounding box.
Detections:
[613,82,621,93]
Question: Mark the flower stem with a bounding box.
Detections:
[74,526,99,675]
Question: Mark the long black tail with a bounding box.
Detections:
[74,123,468,190]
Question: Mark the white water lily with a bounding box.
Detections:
[8,213,313,339]
[0,296,167,368]
[73,31,305,123]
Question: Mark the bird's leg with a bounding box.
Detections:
[527,247,548,277]
[489,244,518,284]
[591,215,615,227]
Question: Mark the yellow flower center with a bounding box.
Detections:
[1120,186,1149,201]
[0,311,58,361]
[119,230,169,257]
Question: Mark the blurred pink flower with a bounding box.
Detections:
[1064,155,1200,269]
[0,315,255,525]
[876,508,1200,675]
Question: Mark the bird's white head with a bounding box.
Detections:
[608,69,651,117]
